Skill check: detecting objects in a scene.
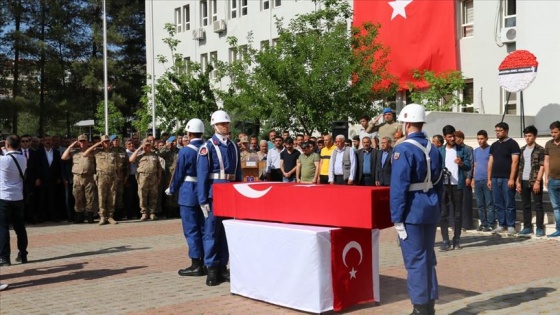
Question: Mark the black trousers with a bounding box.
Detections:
[520,180,544,229]
[319,175,329,184]
[0,199,28,260]
[360,174,375,186]
[440,185,463,240]
[124,175,140,219]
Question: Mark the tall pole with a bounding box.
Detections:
[150,0,157,137]
[103,0,109,135]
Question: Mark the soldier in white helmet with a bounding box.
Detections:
[196,110,241,286]
[168,118,207,277]
[390,104,444,315]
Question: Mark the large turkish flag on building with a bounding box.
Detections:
[353,0,457,89]
[330,228,374,311]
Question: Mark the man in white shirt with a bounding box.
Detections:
[0,134,29,266]
[266,136,284,182]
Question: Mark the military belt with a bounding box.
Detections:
[209,173,235,180]
[184,176,197,182]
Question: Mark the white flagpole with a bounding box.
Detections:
[150,0,157,138]
[102,0,109,135]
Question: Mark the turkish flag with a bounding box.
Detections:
[353,0,457,89]
[330,228,374,311]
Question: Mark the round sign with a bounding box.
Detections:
[497,50,538,93]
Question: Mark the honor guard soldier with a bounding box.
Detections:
[84,135,121,225]
[110,135,129,221]
[390,104,444,315]
[197,110,241,286]
[61,134,96,223]
[129,139,162,221]
[168,119,206,277]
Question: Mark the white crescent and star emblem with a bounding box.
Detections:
[388,0,412,20]
[233,183,273,199]
[342,241,363,279]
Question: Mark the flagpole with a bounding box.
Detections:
[102,0,109,135]
[150,0,157,138]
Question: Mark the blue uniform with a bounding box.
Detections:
[196,134,241,268]
[390,131,444,305]
[170,138,204,261]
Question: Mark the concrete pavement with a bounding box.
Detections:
[0,218,559,314]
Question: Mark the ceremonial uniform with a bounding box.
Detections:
[135,151,162,216]
[390,104,444,315]
[197,134,240,266]
[170,138,205,275]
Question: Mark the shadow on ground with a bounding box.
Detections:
[448,287,555,315]
[6,265,147,289]
[27,245,150,264]
[435,234,531,250]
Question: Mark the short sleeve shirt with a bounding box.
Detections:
[299,152,320,182]
[489,138,520,178]
[545,139,560,179]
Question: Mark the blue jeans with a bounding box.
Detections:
[282,175,296,182]
[548,178,560,231]
[492,178,516,227]
[474,180,495,227]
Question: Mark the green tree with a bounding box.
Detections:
[94,97,126,135]
[409,70,466,111]
[217,0,396,135]
[134,23,218,134]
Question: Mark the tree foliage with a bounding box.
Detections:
[409,70,466,111]
[216,0,397,135]
[134,23,218,134]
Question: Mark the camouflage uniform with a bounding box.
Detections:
[93,149,120,221]
[70,151,96,216]
[160,146,179,217]
[111,145,129,218]
[135,152,162,216]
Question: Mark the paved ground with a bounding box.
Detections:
[0,218,559,314]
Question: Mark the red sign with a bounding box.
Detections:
[213,183,391,229]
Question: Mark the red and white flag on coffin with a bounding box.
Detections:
[330,228,374,311]
[353,0,457,89]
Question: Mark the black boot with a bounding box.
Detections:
[220,265,230,282]
[427,300,435,315]
[410,304,428,315]
[439,240,451,252]
[178,258,205,277]
[452,237,461,250]
[74,212,85,224]
[206,267,223,286]
[15,252,28,264]
[87,212,94,223]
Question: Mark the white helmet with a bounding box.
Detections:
[210,110,231,125]
[398,103,426,123]
[185,118,204,133]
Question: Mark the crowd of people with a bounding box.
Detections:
[0,107,559,300]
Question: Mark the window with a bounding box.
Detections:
[181,57,191,74]
[229,47,238,63]
[211,0,218,22]
[461,80,474,112]
[230,0,237,19]
[274,0,281,7]
[260,40,270,51]
[503,0,516,27]
[183,5,191,31]
[262,0,270,10]
[201,53,208,73]
[271,38,279,47]
[241,0,248,16]
[461,0,473,37]
[502,88,517,115]
[209,51,218,78]
[200,0,208,26]
[174,8,182,32]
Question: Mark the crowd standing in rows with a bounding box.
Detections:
[0,108,559,298]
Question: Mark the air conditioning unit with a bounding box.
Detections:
[213,19,226,33]
[501,27,517,44]
[192,28,205,40]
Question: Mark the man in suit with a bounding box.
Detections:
[35,135,63,222]
[19,135,38,223]
[356,136,377,186]
[376,136,393,186]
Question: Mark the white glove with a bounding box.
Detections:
[164,187,172,196]
[395,223,407,240]
[201,204,211,219]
